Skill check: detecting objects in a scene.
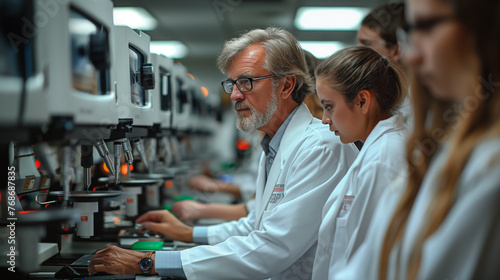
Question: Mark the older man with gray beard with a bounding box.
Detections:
[89,27,358,280]
[234,78,278,133]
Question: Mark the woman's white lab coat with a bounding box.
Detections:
[334,137,500,279]
[311,113,408,279]
[179,104,359,280]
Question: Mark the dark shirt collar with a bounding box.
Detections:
[260,106,299,157]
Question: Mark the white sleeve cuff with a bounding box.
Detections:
[155,251,186,278]
[192,226,209,244]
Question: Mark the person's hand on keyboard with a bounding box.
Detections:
[88,245,156,276]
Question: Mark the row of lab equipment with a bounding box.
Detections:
[0,0,220,278]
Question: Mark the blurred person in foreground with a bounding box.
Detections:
[335,0,500,279]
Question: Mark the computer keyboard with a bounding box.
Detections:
[71,252,96,267]
[55,264,139,279]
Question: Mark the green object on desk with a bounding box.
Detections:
[163,204,172,211]
[161,205,177,218]
[131,241,165,251]
[173,195,195,202]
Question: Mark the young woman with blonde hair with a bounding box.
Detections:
[311,45,407,279]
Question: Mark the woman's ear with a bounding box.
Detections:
[388,43,402,63]
[280,76,296,99]
[356,89,372,114]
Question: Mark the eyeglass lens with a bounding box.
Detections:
[222,78,252,94]
[221,78,253,94]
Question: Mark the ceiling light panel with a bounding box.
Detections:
[299,41,349,59]
[150,41,189,59]
[113,7,158,30]
[295,7,370,30]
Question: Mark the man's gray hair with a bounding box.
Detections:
[217,27,314,103]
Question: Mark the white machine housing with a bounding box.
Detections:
[9,0,119,128]
[150,53,174,131]
[0,0,46,127]
[113,25,155,128]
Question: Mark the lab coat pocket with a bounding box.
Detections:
[333,217,349,255]
[261,210,274,226]
[258,210,273,229]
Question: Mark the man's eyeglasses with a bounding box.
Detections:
[221,74,277,94]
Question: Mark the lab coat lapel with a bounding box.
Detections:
[254,153,267,224]
[255,149,283,228]
[327,178,350,230]
[254,104,313,228]
[363,113,406,152]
